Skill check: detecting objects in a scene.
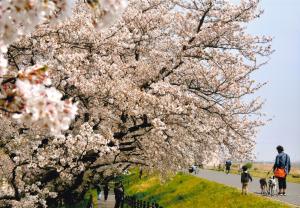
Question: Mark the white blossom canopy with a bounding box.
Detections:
[0,0,272,207]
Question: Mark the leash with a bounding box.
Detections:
[266,167,274,177]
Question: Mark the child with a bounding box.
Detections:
[241,165,253,195]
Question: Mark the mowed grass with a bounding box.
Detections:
[228,169,300,184]
[250,163,300,184]
[124,171,292,208]
[213,163,300,184]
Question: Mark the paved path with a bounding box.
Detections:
[195,169,300,207]
[98,193,115,208]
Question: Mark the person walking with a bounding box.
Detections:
[273,145,291,196]
[114,183,124,208]
[103,183,110,201]
[96,185,102,200]
[225,159,232,174]
[120,182,125,208]
[139,166,143,179]
[241,165,253,195]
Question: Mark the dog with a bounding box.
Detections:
[259,178,268,195]
[268,176,277,196]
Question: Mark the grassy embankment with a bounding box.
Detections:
[213,163,300,184]
[124,171,292,208]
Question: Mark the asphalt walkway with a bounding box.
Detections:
[195,169,300,207]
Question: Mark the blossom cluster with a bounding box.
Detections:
[0,0,128,135]
[15,66,78,135]
[89,0,128,28]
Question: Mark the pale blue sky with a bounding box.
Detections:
[247,0,300,162]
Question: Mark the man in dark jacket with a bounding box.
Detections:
[103,183,109,201]
[114,183,124,208]
[225,159,232,174]
[139,167,143,179]
[273,145,291,196]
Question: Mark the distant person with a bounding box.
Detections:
[225,159,232,174]
[103,183,110,201]
[139,166,143,179]
[241,165,253,195]
[96,185,102,200]
[120,182,125,208]
[114,183,124,208]
[273,145,291,196]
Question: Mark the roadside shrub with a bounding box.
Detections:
[218,164,223,171]
[292,174,300,178]
[232,164,239,168]
[245,162,253,170]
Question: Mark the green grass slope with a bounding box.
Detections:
[124,172,291,208]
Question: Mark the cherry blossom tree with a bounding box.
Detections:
[0,0,128,136]
[0,0,128,207]
[0,0,272,207]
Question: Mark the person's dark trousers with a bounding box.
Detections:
[226,166,230,174]
[278,177,287,189]
[104,191,109,200]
